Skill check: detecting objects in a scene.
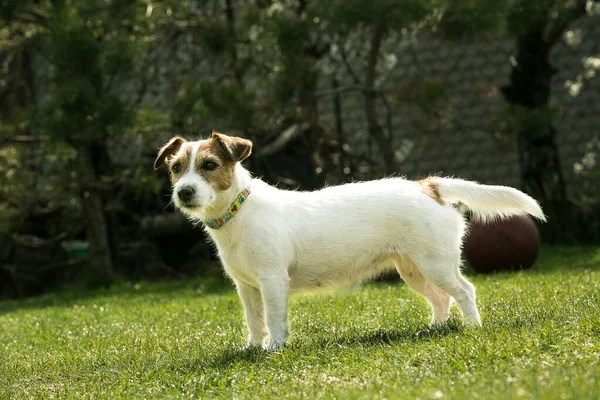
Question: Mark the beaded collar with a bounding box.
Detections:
[203,188,251,229]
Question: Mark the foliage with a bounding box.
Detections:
[0,247,599,398]
[437,0,508,38]
[491,103,559,142]
[0,0,598,297]
[32,1,143,144]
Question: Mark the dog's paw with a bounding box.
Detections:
[263,338,286,351]
[465,320,482,328]
[242,344,261,351]
[242,339,264,351]
[242,340,264,351]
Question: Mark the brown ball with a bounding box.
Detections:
[463,215,541,273]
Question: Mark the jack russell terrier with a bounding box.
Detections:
[155,132,546,350]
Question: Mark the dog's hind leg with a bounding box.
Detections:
[454,274,481,326]
[394,257,453,325]
[412,255,482,327]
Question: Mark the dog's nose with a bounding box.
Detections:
[177,186,195,203]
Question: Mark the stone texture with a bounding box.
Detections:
[317,13,600,201]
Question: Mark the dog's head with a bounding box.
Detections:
[154,132,252,217]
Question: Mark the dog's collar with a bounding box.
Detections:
[203,188,251,230]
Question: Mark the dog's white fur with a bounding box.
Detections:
[160,135,546,350]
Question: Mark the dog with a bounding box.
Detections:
[155,132,546,350]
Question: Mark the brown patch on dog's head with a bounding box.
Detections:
[211,131,252,162]
[154,136,187,169]
[417,177,444,205]
[194,132,253,191]
[167,145,192,185]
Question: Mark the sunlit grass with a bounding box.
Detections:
[1,246,599,399]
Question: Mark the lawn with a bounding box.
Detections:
[1,247,599,399]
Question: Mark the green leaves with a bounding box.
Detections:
[0,0,149,146]
[27,1,140,145]
[506,0,554,36]
[173,80,255,132]
[320,0,430,30]
[437,0,508,39]
[491,103,559,142]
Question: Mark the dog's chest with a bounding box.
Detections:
[212,236,259,287]
[224,260,259,289]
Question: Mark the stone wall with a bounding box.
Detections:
[318,13,600,199]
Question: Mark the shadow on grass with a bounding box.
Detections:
[0,275,235,315]
[198,319,464,371]
[321,320,463,348]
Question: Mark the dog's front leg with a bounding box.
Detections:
[259,275,289,350]
[236,282,267,348]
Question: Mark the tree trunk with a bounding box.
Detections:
[501,28,579,242]
[76,145,114,283]
[364,20,396,174]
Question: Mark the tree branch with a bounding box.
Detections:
[316,85,370,98]
[256,123,311,158]
[339,44,362,85]
[545,0,588,47]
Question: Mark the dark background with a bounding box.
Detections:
[1,0,599,298]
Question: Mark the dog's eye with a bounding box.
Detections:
[171,163,181,173]
[202,161,217,171]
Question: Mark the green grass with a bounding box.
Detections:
[1,247,599,399]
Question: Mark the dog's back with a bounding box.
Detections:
[244,178,464,291]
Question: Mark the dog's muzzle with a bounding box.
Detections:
[177,185,196,204]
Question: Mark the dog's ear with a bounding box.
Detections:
[154,136,187,169]
[211,131,252,162]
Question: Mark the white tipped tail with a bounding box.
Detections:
[432,177,546,222]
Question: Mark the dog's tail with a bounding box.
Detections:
[431,177,546,222]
